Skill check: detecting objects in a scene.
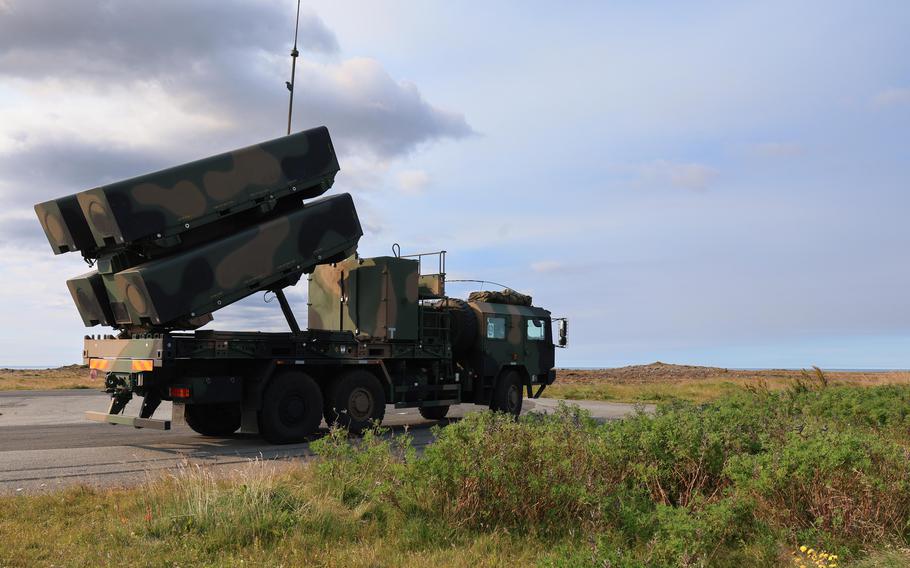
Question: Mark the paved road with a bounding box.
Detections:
[0,389,650,494]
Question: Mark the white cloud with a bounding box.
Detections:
[638,160,719,191]
[0,0,340,80]
[531,260,562,273]
[295,58,473,158]
[0,78,230,155]
[0,2,473,211]
[396,169,430,195]
[872,87,910,107]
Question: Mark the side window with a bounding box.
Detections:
[527,318,545,341]
[486,316,506,339]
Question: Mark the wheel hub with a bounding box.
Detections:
[348,387,374,420]
[279,394,306,425]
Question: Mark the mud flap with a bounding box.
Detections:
[171,402,186,426]
[240,408,260,434]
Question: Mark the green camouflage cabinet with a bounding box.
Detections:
[308,256,419,340]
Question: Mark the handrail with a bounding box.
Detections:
[392,244,446,275]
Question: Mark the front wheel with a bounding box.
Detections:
[184,403,241,436]
[489,370,523,417]
[258,371,323,444]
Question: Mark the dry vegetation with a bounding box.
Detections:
[5,362,909,404]
[548,362,910,403]
[3,381,910,566]
[0,365,97,391]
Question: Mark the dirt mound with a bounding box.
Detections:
[557,362,733,385]
[556,362,910,387]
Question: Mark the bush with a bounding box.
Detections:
[310,385,910,565]
[727,429,910,542]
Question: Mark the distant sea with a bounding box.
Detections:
[561,366,909,372]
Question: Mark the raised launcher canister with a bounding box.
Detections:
[34,125,340,260]
[35,126,363,330]
[106,193,362,327]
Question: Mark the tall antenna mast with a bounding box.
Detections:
[285,0,302,136]
[273,0,304,335]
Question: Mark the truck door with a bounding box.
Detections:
[524,316,553,379]
[482,313,513,378]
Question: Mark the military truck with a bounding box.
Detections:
[35,126,567,443]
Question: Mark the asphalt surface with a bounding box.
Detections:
[0,389,650,494]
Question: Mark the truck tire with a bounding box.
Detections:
[490,370,523,417]
[184,403,242,436]
[325,369,386,433]
[418,405,450,420]
[258,370,323,444]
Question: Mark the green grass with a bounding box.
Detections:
[3,384,910,567]
[546,366,910,404]
[546,379,746,402]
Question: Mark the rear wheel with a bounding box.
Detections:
[490,370,523,417]
[258,371,323,444]
[326,369,386,433]
[418,405,450,420]
[184,403,241,436]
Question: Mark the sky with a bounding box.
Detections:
[0,0,908,369]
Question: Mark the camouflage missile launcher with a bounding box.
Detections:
[36,126,339,259]
[103,193,360,327]
[37,125,566,445]
[66,270,116,327]
[35,195,98,256]
[36,127,359,330]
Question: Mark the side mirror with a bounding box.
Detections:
[557,319,568,347]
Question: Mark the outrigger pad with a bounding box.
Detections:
[85,411,171,430]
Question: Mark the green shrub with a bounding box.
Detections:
[411,405,624,533]
[727,428,910,542]
[309,385,910,565]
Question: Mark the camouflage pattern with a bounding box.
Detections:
[104,193,362,327]
[468,288,532,306]
[67,270,115,327]
[467,300,554,383]
[35,126,339,259]
[308,256,419,341]
[34,194,98,256]
[417,273,445,299]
